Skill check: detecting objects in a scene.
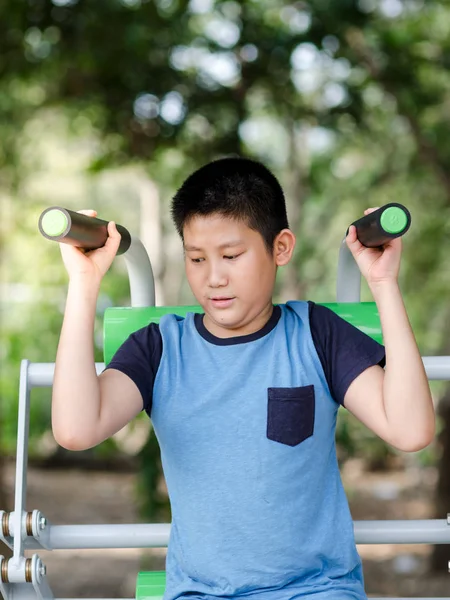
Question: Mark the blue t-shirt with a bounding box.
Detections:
[106,301,385,600]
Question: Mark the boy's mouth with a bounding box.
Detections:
[209,296,235,308]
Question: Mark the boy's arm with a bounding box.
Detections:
[52,211,143,451]
[342,209,435,452]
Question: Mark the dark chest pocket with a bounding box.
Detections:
[267,385,315,447]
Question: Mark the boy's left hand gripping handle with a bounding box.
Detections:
[38,207,132,256]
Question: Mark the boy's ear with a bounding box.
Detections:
[274,229,296,266]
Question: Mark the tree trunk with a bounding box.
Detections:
[431,385,450,571]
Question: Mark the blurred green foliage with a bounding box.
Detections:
[1,0,449,521]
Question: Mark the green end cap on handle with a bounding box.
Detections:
[40,208,69,237]
[380,206,408,234]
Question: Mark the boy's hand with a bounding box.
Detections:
[59,209,122,283]
[345,207,402,287]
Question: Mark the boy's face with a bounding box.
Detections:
[183,214,295,338]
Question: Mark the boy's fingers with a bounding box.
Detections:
[346,225,366,254]
[107,221,121,239]
[76,209,97,217]
[103,221,121,251]
[59,241,86,255]
[346,225,360,247]
[364,207,380,215]
[386,236,402,251]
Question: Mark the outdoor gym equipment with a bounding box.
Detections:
[38,207,132,255]
[348,203,411,248]
[1,202,449,600]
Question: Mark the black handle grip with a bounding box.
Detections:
[348,203,411,248]
[38,207,132,256]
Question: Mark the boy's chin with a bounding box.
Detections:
[203,311,246,333]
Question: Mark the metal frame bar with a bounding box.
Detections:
[123,238,155,307]
[337,240,362,302]
[2,520,450,551]
[24,357,450,386]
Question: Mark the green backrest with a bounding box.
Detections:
[103,302,382,365]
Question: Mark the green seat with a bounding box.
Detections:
[136,571,166,599]
[103,302,382,365]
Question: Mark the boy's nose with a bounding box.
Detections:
[207,264,228,288]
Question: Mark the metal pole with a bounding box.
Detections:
[27,363,105,387]
[336,241,361,303]
[422,356,450,380]
[26,358,450,389]
[29,520,450,550]
[11,361,31,565]
[47,523,170,549]
[354,518,450,544]
[123,238,155,307]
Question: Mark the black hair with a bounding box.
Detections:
[171,157,289,251]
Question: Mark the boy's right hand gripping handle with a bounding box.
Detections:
[38,207,132,255]
[349,202,411,247]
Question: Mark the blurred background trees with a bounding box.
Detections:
[1,0,449,573]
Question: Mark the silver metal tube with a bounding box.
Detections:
[354,519,450,544]
[124,237,155,307]
[48,523,170,549]
[422,356,450,380]
[26,358,450,389]
[43,520,450,549]
[336,241,361,303]
[12,362,31,563]
[28,363,105,387]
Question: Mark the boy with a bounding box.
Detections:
[52,157,434,600]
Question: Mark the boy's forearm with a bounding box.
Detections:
[370,280,435,448]
[52,276,102,449]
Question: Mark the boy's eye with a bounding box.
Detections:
[190,257,204,263]
[224,253,241,260]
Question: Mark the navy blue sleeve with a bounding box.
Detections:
[308,301,386,407]
[103,323,162,415]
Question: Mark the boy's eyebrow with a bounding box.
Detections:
[184,240,244,252]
